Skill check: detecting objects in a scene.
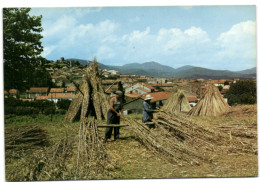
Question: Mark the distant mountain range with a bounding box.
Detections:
[65,59,256,79]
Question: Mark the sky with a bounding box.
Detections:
[29,6,256,71]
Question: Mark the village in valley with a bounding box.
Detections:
[4,58,246,114]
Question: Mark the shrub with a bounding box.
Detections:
[57,100,72,110]
[43,107,56,115]
[225,80,256,106]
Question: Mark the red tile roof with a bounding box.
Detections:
[67,86,77,92]
[50,88,64,93]
[186,97,197,102]
[26,87,49,93]
[140,83,155,90]
[9,89,18,94]
[48,93,73,99]
[142,92,171,103]
[125,93,141,98]
[176,83,187,86]
[135,87,150,93]
[151,83,176,87]
[36,96,49,100]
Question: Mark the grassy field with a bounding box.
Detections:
[4,105,258,180]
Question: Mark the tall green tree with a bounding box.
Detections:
[3,8,45,91]
[224,80,256,105]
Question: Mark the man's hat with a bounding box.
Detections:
[115,90,123,95]
[145,94,153,100]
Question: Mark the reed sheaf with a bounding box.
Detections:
[64,59,110,122]
[188,84,230,116]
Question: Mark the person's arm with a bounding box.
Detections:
[143,102,155,113]
[120,106,124,119]
[110,97,120,116]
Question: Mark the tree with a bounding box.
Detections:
[224,81,229,85]
[3,8,45,91]
[224,80,256,105]
[218,85,223,92]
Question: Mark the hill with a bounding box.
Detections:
[63,59,256,79]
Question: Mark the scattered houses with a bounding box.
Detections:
[9,89,19,98]
[186,96,198,107]
[125,82,155,94]
[26,87,49,99]
[47,93,74,103]
[124,91,171,114]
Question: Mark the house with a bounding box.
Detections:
[141,92,172,108]
[9,89,19,98]
[107,70,120,75]
[186,96,198,107]
[124,91,171,113]
[131,87,150,95]
[50,88,65,93]
[213,80,226,87]
[36,96,49,100]
[66,86,77,96]
[125,82,155,94]
[26,87,49,99]
[47,93,74,103]
[221,85,230,94]
[123,98,144,114]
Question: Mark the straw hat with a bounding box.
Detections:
[145,94,153,100]
[115,90,123,96]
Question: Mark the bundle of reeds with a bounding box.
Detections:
[188,84,229,116]
[75,119,110,178]
[5,125,49,151]
[10,120,112,181]
[125,114,216,165]
[64,58,110,122]
[161,88,191,113]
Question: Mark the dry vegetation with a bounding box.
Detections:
[188,84,230,116]
[5,104,257,180]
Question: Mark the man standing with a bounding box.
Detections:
[104,90,124,142]
[142,94,156,128]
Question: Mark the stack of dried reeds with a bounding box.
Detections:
[64,58,110,122]
[215,123,257,154]
[126,113,216,165]
[75,119,110,178]
[188,84,229,116]
[5,125,49,151]
[161,88,191,113]
[12,120,112,181]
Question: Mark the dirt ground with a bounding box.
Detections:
[4,104,258,180]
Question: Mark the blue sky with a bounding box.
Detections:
[30,6,256,71]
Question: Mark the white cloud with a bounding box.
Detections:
[42,15,77,38]
[96,46,115,60]
[42,45,57,57]
[217,21,256,60]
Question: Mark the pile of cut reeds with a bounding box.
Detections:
[7,120,112,181]
[125,113,216,165]
[65,58,110,122]
[161,88,191,113]
[214,123,257,154]
[5,125,49,151]
[188,84,230,116]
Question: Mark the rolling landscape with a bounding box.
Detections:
[67,58,256,79]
